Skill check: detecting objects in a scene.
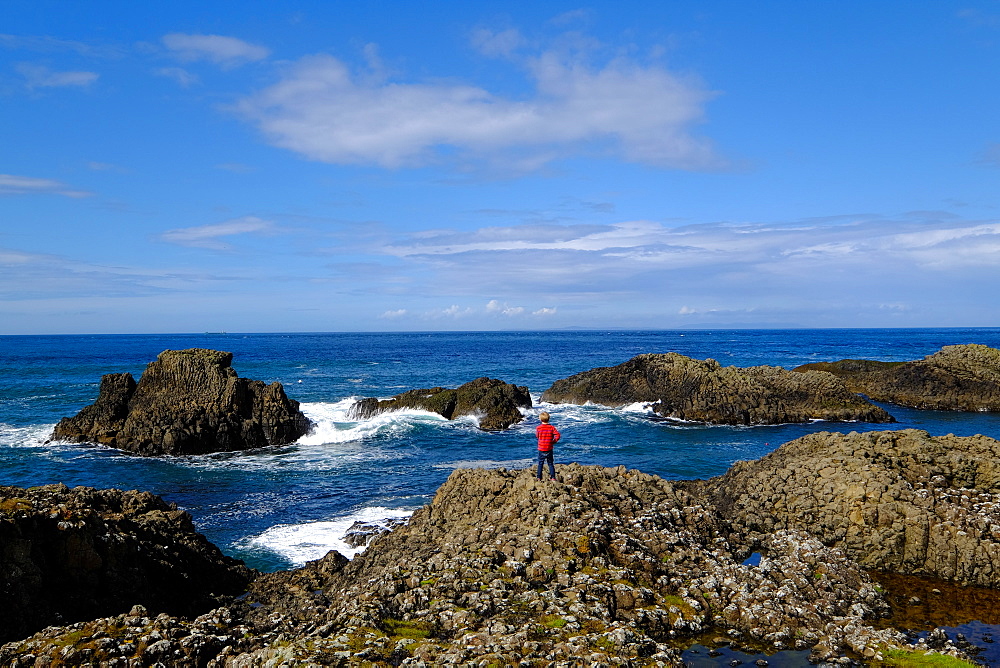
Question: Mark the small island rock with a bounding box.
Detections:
[542,352,894,425]
[51,348,312,455]
[349,376,531,430]
[793,343,1000,411]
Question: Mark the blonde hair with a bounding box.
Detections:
[539,412,550,423]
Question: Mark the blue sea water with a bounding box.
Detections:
[4,329,1000,662]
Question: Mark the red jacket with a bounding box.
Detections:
[536,423,560,451]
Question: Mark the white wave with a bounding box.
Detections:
[0,423,55,448]
[297,399,448,446]
[621,401,658,414]
[433,458,534,470]
[244,506,415,565]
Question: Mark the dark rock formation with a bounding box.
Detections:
[542,352,894,425]
[51,348,312,455]
[350,376,531,430]
[794,343,1000,411]
[0,483,254,644]
[690,429,1000,587]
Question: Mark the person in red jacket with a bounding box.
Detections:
[535,411,561,481]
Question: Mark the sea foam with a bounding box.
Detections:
[244,506,415,565]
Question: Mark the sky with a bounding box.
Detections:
[2,1,1000,334]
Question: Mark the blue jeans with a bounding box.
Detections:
[537,449,555,479]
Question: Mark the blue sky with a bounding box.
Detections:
[2,1,1000,334]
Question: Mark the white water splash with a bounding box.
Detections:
[243,506,416,564]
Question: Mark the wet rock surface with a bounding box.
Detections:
[793,343,1000,411]
[4,433,995,666]
[51,348,312,455]
[0,483,254,644]
[350,376,532,430]
[542,352,894,425]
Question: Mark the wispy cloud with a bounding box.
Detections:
[162,33,270,69]
[160,216,277,250]
[16,63,98,89]
[0,174,92,197]
[235,34,721,172]
[155,66,198,87]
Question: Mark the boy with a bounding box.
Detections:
[536,411,561,481]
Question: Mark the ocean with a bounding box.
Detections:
[4,329,1000,663]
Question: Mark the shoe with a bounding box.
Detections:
[550,477,556,481]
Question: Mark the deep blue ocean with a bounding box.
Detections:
[4,329,1000,664]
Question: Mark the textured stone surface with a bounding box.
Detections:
[794,343,1000,411]
[51,348,312,455]
[693,429,1000,587]
[350,376,531,430]
[542,352,894,425]
[0,483,253,644]
[5,434,993,665]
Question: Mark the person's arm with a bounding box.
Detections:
[552,426,561,443]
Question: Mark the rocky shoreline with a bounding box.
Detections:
[3,429,997,666]
[793,343,1000,412]
[541,352,894,425]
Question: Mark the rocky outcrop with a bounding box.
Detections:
[542,352,894,425]
[5,434,994,666]
[0,483,254,644]
[51,348,312,455]
[691,429,1000,587]
[349,376,531,430]
[793,343,1000,411]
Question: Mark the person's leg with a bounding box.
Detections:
[537,450,545,479]
[546,450,555,479]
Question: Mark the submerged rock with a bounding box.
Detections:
[0,483,254,644]
[793,343,1000,411]
[51,348,312,455]
[349,376,531,430]
[542,352,894,425]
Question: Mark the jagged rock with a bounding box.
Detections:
[793,343,1000,411]
[349,376,531,430]
[0,483,254,644]
[542,352,894,425]
[51,348,312,455]
[693,429,1000,587]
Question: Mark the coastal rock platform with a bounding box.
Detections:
[793,343,1000,412]
[7,430,999,665]
[542,352,894,425]
[349,376,532,430]
[50,348,312,456]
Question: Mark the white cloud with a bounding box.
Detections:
[486,299,525,316]
[470,28,525,58]
[379,308,407,319]
[160,216,276,249]
[533,307,557,316]
[162,33,269,69]
[0,174,92,197]
[235,43,720,171]
[16,63,98,89]
[155,66,199,87]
